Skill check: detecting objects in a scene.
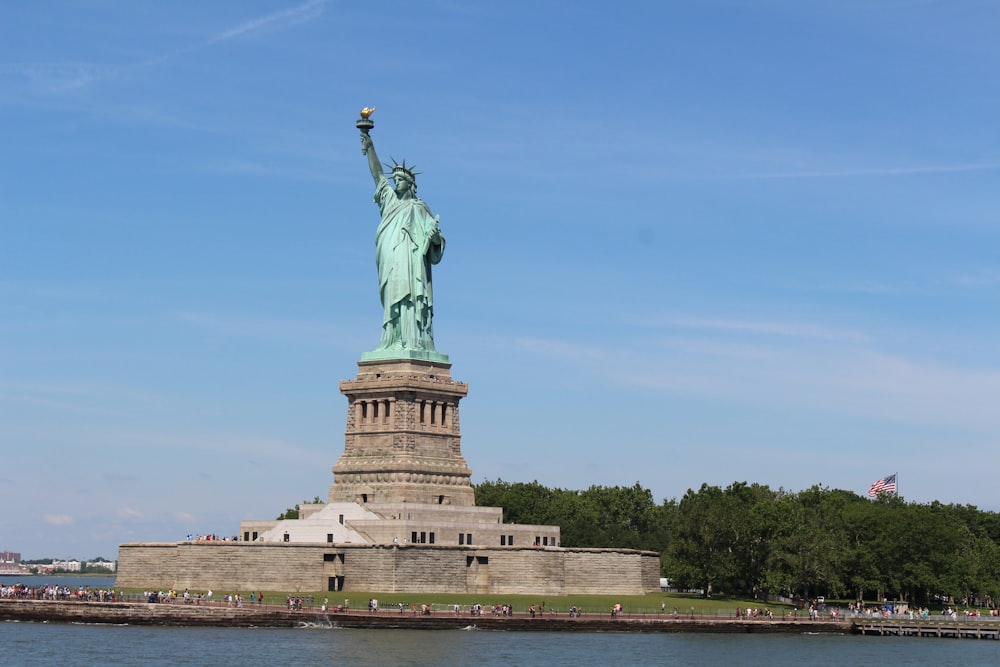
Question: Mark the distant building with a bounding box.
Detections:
[52,559,82,572]
[86,560,117,572]
[0,550,21,563]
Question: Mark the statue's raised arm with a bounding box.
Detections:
[360,132,382,185]
[355,108,448,363]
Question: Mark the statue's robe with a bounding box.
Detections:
[373,175,445,351]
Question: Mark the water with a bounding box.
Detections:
[0,575,117,590]
[3,623,998,666]
[4,578,998,665]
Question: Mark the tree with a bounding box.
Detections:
[275,497,323,520]
[474,479,557,525]
[770,486,853,600]
[475,479,671,551]
[577,483,662,550]
[476,477,1000,607]
[664,484,738,596]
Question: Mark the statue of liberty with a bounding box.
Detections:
[358,113,446,361]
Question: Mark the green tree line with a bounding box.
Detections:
[474,479,1000,607]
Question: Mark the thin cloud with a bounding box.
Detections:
[117,507,144,520]
[43,514,75,526]
[1,1,331,96]
[954,269,1000,288]
[103,472,140,483]
[512,337,611,362]
[0,391,115,416]
[0,381,162,417]
[650,317,870,343]
[118,430,328,467]
[204,0,330,46]
[797,279,909,296]
[177,311,351,347]
[200,157,339,183]
[140,0,331,69]
[630,343,1000,433]
[0,280,111,302]
[510,326,1000,434]
[744,161,1000,179]
[0,62,119,94]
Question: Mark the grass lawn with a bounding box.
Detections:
[133,589,797,616]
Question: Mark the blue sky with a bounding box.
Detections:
[2,1,998,560]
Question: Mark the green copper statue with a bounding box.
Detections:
[358,110,447,361]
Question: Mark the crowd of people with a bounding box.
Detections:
[472,603,515,616]
[822,601,1000,620]
[352,601,524,616]
[736,606,775,619]
[1,583,119,601]
[8,583,996,622]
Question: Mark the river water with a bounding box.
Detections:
[5,619,999,666]
[4,577,998,666]
[0,575,116,590]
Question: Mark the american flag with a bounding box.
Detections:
[868,473,897,497]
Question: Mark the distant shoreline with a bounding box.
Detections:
[0,598,848,633]
[0,573,114,578]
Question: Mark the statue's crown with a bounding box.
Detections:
[386,158,419,183]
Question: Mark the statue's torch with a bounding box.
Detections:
[357,107,375,154]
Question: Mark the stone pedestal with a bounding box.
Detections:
[329,358,474,506]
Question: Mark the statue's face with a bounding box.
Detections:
[394,173,413,194]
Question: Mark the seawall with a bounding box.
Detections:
[116,541,661,596]
[0,598,847,633]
